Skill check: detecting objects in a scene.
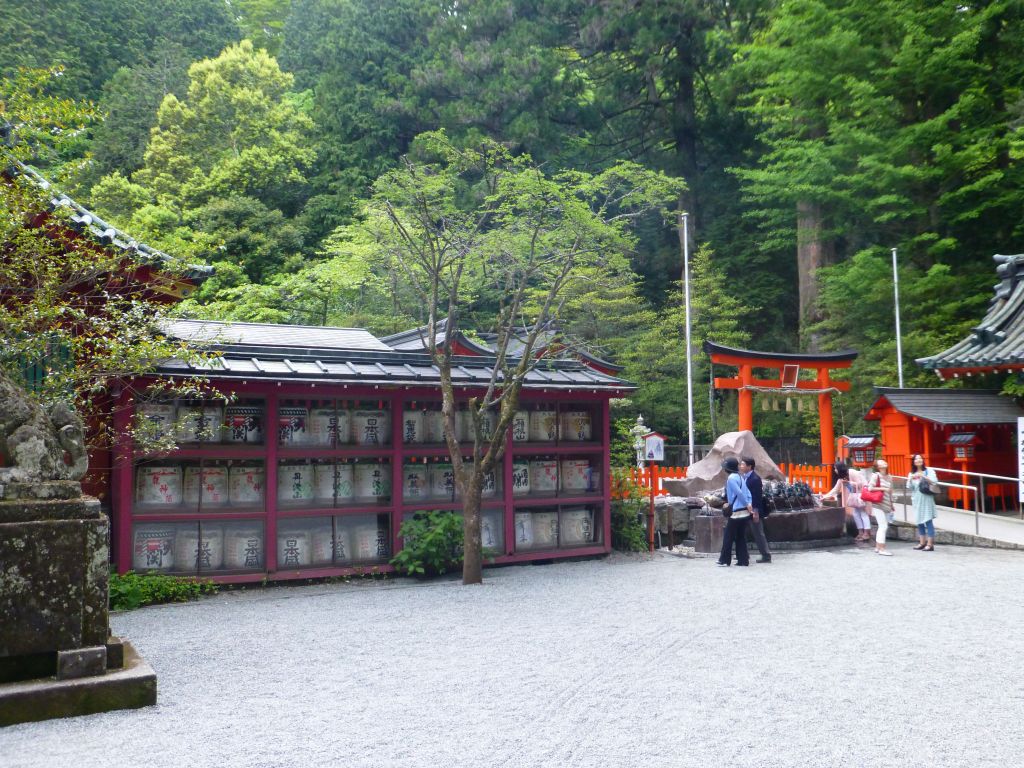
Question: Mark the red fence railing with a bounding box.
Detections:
[614,462,835,497]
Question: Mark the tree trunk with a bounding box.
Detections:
[796,199,832,351]
[461,470,484,585]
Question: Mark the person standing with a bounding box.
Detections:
[909,453,938,551]
[741,456,771,563]
[865,459,893,555]
[822,462,869,541]
[717,457,754,567]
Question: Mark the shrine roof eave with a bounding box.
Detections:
[863,386,1024,425]
[704,341,858,367]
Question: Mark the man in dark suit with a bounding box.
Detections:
[741,456,772,563]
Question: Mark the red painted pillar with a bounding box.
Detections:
[738,364,753,432]
[818,368,835,465]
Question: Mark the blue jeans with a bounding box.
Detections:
[917,519,935,537]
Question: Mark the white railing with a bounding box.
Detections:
[928,467,1022,519]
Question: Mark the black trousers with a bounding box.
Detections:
[718,515,751,566]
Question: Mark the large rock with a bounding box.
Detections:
[662,430,785,497]
[655,496,701,536]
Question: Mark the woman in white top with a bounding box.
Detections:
[822,462,869,542]
[864,459,893,555]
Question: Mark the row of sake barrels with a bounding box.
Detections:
[277,463,390,503]
[132,524,264,572]
[279,408,390,446]
[513,508,595,550]
[401,463,496,500]
[276,519,390,568]
[399,409,593,443]
[137,404,264,444]
[136,464,264,507]
[509,460,601,496]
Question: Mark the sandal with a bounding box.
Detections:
[913,544,926,550]
[924,545,934,551]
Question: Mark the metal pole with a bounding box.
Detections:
[682,212,695,466]
[892,247,904,388]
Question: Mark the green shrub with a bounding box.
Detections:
[611,470,649,552]
[391,510,465,578]
[109,570,218,611]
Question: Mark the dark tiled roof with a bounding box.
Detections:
[866,387,1024,425]
[159,320,634,391]
[4,158,213,283]
[918,254,1024,371]
[380,319,492,355]
[704,340,858,363]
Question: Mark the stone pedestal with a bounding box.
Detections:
[0,483,156,724]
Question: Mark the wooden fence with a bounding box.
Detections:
[614,461,834,497]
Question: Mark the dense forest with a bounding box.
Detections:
[2,0,1022,448]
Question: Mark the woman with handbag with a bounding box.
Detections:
[821,462,870,542]
[863,459,892,555]
[908,453,939,551]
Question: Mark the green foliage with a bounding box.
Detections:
[610,472,649,552]
[391,511,465,578]
[109,570,218,611]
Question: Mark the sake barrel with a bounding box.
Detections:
[132,527,175,571]
[175,405,223,443]
[224,405,263,444]
[352,521,390,560]
[313,463,340,503]
[183,465,229,507]
[333,524,353,564]
[511,461,530,496]
[481,512,503,550]
[334,464,354,503]
[309,407,349,446]
[136,403,175,441]
[352,410,389,446]
[529,411,558,442]
[532,511,559,547]
[560,411,592,442]
[174,526,224,571]
[511,410,529,442]
[402,464,430,501]
[529,459,558,493]
[401,410,425,444]
[429,462,456,499]
[135,465,182,506]
[277,462,314,503]
[228,464,264,506]
[277,528,311,568]
[424,411,446,443]
[277,406,308,445]
[560,508,594,546]
[559,459,591,493]
[354,463,391,500]
[513,512,534,549]
[310,524,335,566]
[481,468,496,499]
[223,525,263,569]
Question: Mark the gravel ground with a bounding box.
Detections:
[3,542,1024,768]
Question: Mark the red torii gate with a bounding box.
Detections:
[705,341,858,466]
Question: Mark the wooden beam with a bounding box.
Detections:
[713,377,851,392]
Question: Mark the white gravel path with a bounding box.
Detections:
[3,542,1024,768]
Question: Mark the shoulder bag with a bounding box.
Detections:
[861,475,884,504]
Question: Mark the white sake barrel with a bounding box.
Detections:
[559,460,591,493]
[429,462,456,499]
[352,410,389,445]
[224,405,263,444]
[511,411,529,442]
[514,513,534,549]
[311,524,335,566]
[278,462,314,503]
[529,460,558,493]
[333,524,352,564]
[401,410,425,444]
[176,405,223,443]
[481,512,503,550]
[352,521,389,560]
[132,527,175,571]
[277,406,308,445]
[424,411,446,443]
[174,526,224,571]
[277,528,311,568]
[354,463,391,500]
[223,526,263,569]
[532,511,558,547]
[334,464,354,503]
[511,461,530,496]
[183,465,229,507]
[313,463,338,503]
[403,464,430,501]
[529,411,558,442]
[459,410,495,440]
[228,465,264,506]
[136,465,182,506]
[309,408,349,446]
[481,468,496,498]
[136,403,175,441]
[560,411,592,442]
[560,508,594,546]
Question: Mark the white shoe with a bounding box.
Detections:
[876,550,893,556]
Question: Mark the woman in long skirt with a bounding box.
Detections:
[908,453,938,551]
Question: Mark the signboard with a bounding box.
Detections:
[644,432,665,463]
[1019,417,1024,503]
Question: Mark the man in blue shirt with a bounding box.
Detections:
[717,456,754,567]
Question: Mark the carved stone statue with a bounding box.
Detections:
[0,369,88,486]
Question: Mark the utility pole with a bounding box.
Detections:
[681,211,695,464]
[892,247,904,388]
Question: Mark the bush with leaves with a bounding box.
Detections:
[610,471,649,552]
[391,510,465,579]
[109,570,218,611]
